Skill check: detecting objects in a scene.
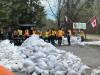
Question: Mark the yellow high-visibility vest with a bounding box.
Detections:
[18,30,22,35]
[45,32,49,37]
[51,31,56,36]
[80,31,85,38]
[32,31,36,35]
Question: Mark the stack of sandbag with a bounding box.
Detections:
[91,67,100,75]
[70,36,81,45]
[61,36,83,46]
[0,40,23,71]
[20,35,89,75]
[84,41,100,46]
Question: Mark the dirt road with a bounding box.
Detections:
[58,45,100,75]
[58,45,100,68]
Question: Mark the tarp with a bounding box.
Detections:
[0,65,15,75]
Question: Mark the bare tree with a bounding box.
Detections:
[45,0,66,28]
[44,0,87,27]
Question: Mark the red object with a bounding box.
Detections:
[90,16,96,28]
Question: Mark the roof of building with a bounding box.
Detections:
[18,24,35,27]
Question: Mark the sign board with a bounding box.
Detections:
[73,23,86,29]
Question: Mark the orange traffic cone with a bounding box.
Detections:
[0,65,15,75]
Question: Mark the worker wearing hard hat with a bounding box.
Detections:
[80,30,85,42]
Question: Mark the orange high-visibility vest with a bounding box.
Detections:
[57,30,64,37]
[0,65,15,75]
[24,30,29,36]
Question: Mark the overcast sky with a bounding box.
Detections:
[41,0,57,20]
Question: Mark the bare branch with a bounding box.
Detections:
[45,0,57,18]
[58,0,66,17]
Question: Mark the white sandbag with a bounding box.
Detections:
[49,69,56,75]
[78,65,90,75]
[47,61,55,69]
[34,66,43,74]
[21,54,27,59]
[67,70,78,75]
[62,60,68,68]
[30,55,38,61]
[54,62,66,71]
[91,68,100,75]
[62,37,68,45]
[22,59,35,67]
[37,59,48,70]
[32,72,38,75]
[40,58,48,63]
[55,71,66,75]
[34,51,46,58]
[47,54,59,67]
[47,55,57,62]
[25,66,35,74]
[11,63,22,72]
[41,70,49,75]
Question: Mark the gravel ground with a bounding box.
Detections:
[86,34,100,41]
[15,45,100,75]
[58,45,100,75]
[14,72,26,75]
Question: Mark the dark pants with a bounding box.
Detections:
[58,37,62,46]
[50,35,55,45]
[67,36,71,45]
[48,36,51,43]
[81,36,84,42]
[24,36,29,40]
[13,38,18,45]
[44,37,48,42]
[0,34,3,40]
[18,35,24,45]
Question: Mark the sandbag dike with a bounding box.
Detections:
[20,35,90,75]
[0,40,23,70]
[0,35,90,75]
[91,67,100,75]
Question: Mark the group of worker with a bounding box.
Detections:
[0,27,86,46]
[10,27,71,46]
[40,28,65,46]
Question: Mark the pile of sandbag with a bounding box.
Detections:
[61,36,82,45]
[84,41,100,46]
[91,67,100,75]
[0,40,23,71]
[20,35,89,75]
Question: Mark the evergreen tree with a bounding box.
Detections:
[0,0,46,27]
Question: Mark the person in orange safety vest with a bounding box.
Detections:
[24,29,29,40]
[57,28,64,46]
